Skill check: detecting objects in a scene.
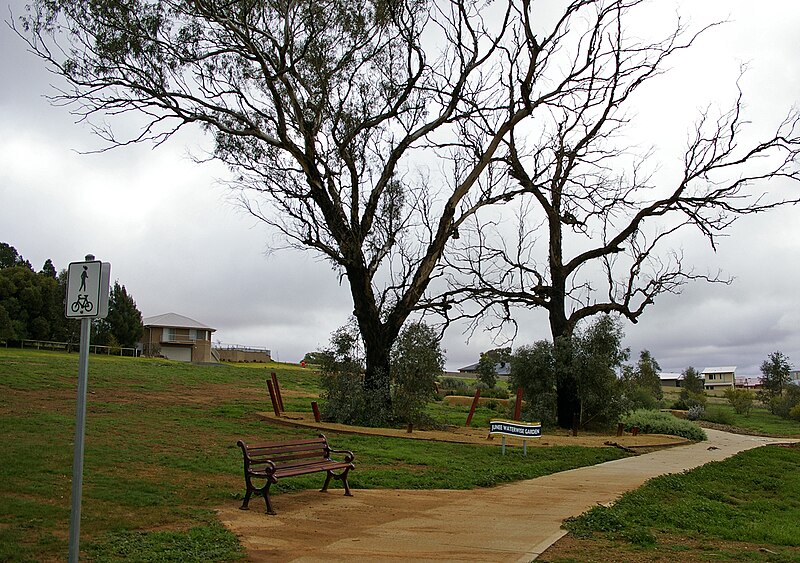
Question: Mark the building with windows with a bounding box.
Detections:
[141,313,216,363]
[701,366,736,390]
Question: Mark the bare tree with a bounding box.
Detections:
[15,0,543,416]
[430,1,800,427]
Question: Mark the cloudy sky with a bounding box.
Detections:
[1,1,799,375]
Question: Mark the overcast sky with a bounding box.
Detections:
[1,1,799,374]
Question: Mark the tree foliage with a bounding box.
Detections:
[511,314,629,430]
[758,351,792,413]
[0,247,75,342]
[390,322,444,426]
[320,319,443,426]
[94,281,144,348]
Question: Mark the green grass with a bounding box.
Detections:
[564,445,800,556]
[0,348,626,561]
[702,402,800,437]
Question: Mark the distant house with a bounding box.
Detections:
[141,313,216,363]
[734,376,762,389]
[658,372,684,388]
[458,361,511,377]
[701,366,736,390]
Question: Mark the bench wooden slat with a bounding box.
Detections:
[237,434,355,515]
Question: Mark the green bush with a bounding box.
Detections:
[769,385,800,419]
[672,390,707,411]
[701,407,735,426]
[439,377,470,393]
[620,409,707,441]
[723,388,755,416]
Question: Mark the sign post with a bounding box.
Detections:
[66,254,110,563]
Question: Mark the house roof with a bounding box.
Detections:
[658,372,683,381]
[702,366,737,374]
[143,313,216,331]
[458,361,511,375]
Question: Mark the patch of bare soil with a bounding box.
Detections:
[256,411,689,449]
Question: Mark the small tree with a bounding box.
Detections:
[724,388,754,416]
[758,351,792,412]
[390,322,444,427]
[476,353,498,389]
[510,341,557,428]
[572,315,630,429]
[511,315,630,430]
[94,282,143,348]
[681,367,705,395]
[674,366,706,410]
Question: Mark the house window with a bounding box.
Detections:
[195,329,207,341]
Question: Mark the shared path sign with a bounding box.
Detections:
[65,260,111,318]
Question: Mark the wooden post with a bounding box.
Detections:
[271,372,285,412]
[616,422,624,437]
[632,425,639,436]
[513,387,523,420]
[572,414,579,437]
[311,401,321,422]
[465,388,481,427]
[266,380,281,417]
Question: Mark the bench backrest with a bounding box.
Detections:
[238,436,330,473]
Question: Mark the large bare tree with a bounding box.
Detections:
[429,1,800,427]
[15,0,540,415]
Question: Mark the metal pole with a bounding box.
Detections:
[69,316,92,562]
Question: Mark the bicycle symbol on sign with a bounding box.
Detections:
[71,294,94,314]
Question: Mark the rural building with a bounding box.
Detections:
[458,361,511,377]
[701,366,736,390]
[215,345,272,363]
[141,313,216,363]
[734,376,762,389]
[658,372,684,387]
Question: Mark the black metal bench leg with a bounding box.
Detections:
[263,482,277,515]
[341,468,353,497]
[320,470,334,493]
[240,488,253,510]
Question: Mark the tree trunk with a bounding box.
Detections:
[549,276,580,429]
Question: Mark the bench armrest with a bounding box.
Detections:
[327,448,355,463]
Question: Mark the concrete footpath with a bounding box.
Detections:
[217,429,796,562]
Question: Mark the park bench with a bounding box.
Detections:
[236,434,355,515]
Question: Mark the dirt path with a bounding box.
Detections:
[218,429,797,562]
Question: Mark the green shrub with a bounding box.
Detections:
[439,377,470,393]
[672,390,707,411]
[702,407,735,426]
[723,388,755,416]
[620,409,707,441]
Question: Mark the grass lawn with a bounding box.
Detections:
[702,403,800,438]
[543,444,800,562]
[0,348,626,562]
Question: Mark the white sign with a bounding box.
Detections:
[489,420,542,438]
[65,260,111,318]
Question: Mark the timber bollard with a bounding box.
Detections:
[513,387,523,420]
[465,388,481,427]
[266,380,281,417]
[311,401,321,422]
[271,372,285,412]
[616,422,624,437]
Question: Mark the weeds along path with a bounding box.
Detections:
[218,429,797,562]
